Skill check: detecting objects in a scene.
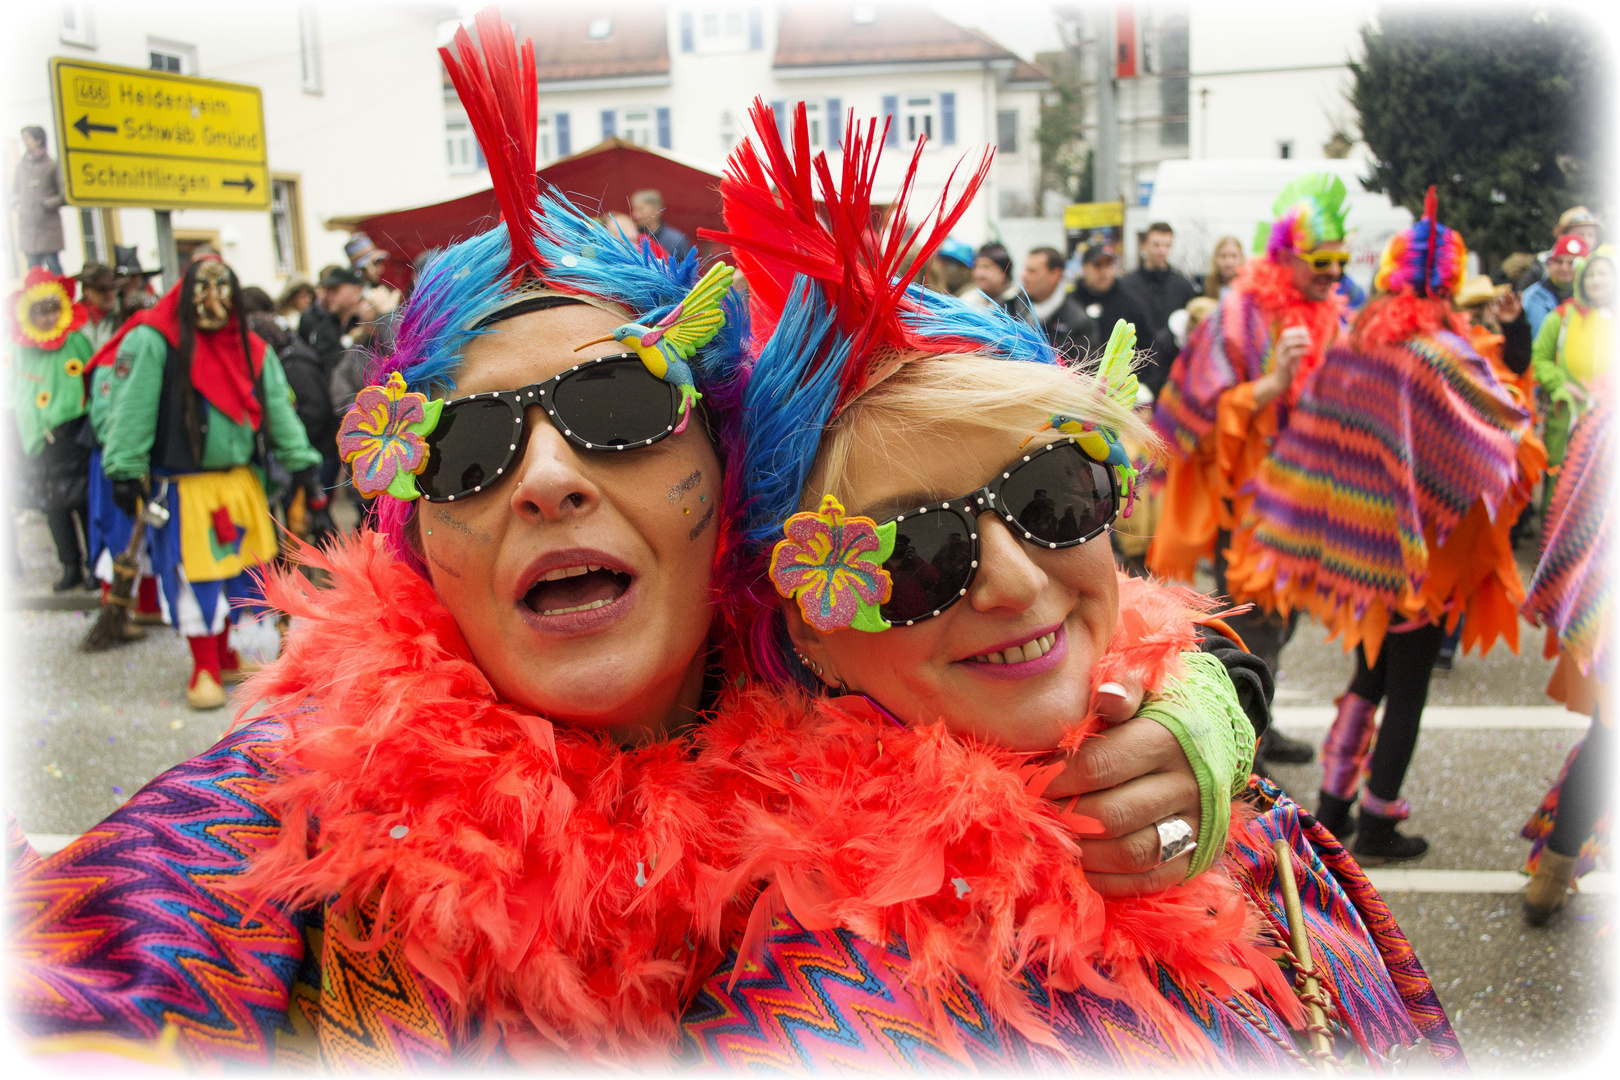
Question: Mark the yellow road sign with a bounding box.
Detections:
[50,57,270,210]
[1063,201,1126,231]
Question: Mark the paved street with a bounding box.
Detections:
[4,513,1612,1069]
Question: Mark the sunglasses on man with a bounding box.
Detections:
[1297,249,1350,274]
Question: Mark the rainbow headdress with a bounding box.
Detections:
[1374,187,1467,300]
[356,7,744,569]
[1255,172,1349,261]
[701,101,1137,681]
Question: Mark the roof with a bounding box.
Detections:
[775,3,1018,69]
[325,139,726,289]
[1008,58,1049,86]
[505,4,669,83]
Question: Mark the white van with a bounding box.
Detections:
[1143,159,1415,295]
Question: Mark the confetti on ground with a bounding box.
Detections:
[170,719,184,730]
[112,786,122,795]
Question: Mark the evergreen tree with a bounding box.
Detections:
[1352,7,1609,264]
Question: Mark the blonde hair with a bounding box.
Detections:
[802,353,1153,511]
[1205,235,1245,298]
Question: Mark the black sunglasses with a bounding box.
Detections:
[874,440,1119,626]
[417,354,681,502]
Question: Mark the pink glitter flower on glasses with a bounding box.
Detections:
[769,495,896,633]
[337,372,444,500]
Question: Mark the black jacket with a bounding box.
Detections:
[1069,279,1154,355]
[277,337,337,453]
[1005,292,1100,361]
[1123,267,1198,336]
[298,304,352,373]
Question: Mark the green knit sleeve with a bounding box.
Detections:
[1531,308,1566,398]
[1135,650,1257,879]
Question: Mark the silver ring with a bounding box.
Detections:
[1155,817,1197,866]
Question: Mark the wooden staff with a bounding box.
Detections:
[82,499,148,653]
[1272,838,1343,1071]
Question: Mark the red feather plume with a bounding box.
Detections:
[700,98,992,412]
[440,7,548,282]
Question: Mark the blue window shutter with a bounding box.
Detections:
[748,7,763,50]
[679,11,694,53]
[555,112,571,156]
[940,92,956,145]
[656,107,671,149]
[826,97,842,150]
[882,95,899,147]
[601,109,616,139]
[770,99,786,142]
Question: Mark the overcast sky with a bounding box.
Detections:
[922,2,1066,62]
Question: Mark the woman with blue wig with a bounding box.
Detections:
[8,10,1254,1070]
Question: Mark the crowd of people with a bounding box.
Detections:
[2,10,1610,1072]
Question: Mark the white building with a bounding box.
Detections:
[470,3,1048,246]
[4,3,478,290]
[4,3,1049,291]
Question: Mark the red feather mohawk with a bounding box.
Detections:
[439,7,549,282]
[700,99,992,413]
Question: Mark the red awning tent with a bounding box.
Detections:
[326,138,728,291]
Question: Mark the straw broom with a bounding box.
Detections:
[82,498,147,653]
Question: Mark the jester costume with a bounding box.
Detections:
[1519,390,1611,921]
[1224,190,1545,859]
[1149,174,1348,672]
[672,102,1462,1072]
[6,267,94,590]
[86,257,323,709]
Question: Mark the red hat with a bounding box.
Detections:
[1552,235,1590,260]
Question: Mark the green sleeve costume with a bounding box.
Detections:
[1138,650,1259,879]
[8,330,92,457]
[100,324,321,481]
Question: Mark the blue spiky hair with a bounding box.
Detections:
[700,102,1075,684]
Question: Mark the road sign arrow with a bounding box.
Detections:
[221,175,256,195]
[73,115,119,139]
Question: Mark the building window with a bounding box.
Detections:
[60,5,96,47]
[720,110,736,153]
[555,112,572,156]
[620,109,654,147]
[299,7,322,95]
[147,38,196,74]
[1279,141,1293,159]
[1147,11,1189,148]
[996,110,1018,153]
[694,6,750,53]
[446,117,484,173]
[902,94,935,145]
[537,115,553,163]
[587,18,612,39]
[271,176,307,276]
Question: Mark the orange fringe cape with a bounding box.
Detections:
[1148,259,1343,582]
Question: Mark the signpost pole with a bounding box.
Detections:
[154,210,179,290]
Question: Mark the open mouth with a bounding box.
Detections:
[967,631,1057,666]
[522,563,633,616]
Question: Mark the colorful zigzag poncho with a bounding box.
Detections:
[1222,316,1544,662]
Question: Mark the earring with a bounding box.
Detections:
[797,653,824,679]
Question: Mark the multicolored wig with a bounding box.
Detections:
[362,8,745,573]
[702,101,1140,685]
[1255,172,1350,262]
[1374,186,1467,299]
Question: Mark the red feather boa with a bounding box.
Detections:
[235,535,1296,1063]
[233,532,743,1063]
[699,578,1302,1061]
[1230,258,1345,403]
[1351,292,1470,352]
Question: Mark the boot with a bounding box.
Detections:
[1524,850,1579,927]
[45,505,85,592]
[1261,726,1316,764]
[1315,792,1357,840]
[1321,693,1379,802]
[52,563,85,592]
[216,625,246,686]
[133,576,166,624]
[187,634,227,710]
[1352,811,1428,864]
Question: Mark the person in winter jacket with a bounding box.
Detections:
[1533,243,1614,483]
